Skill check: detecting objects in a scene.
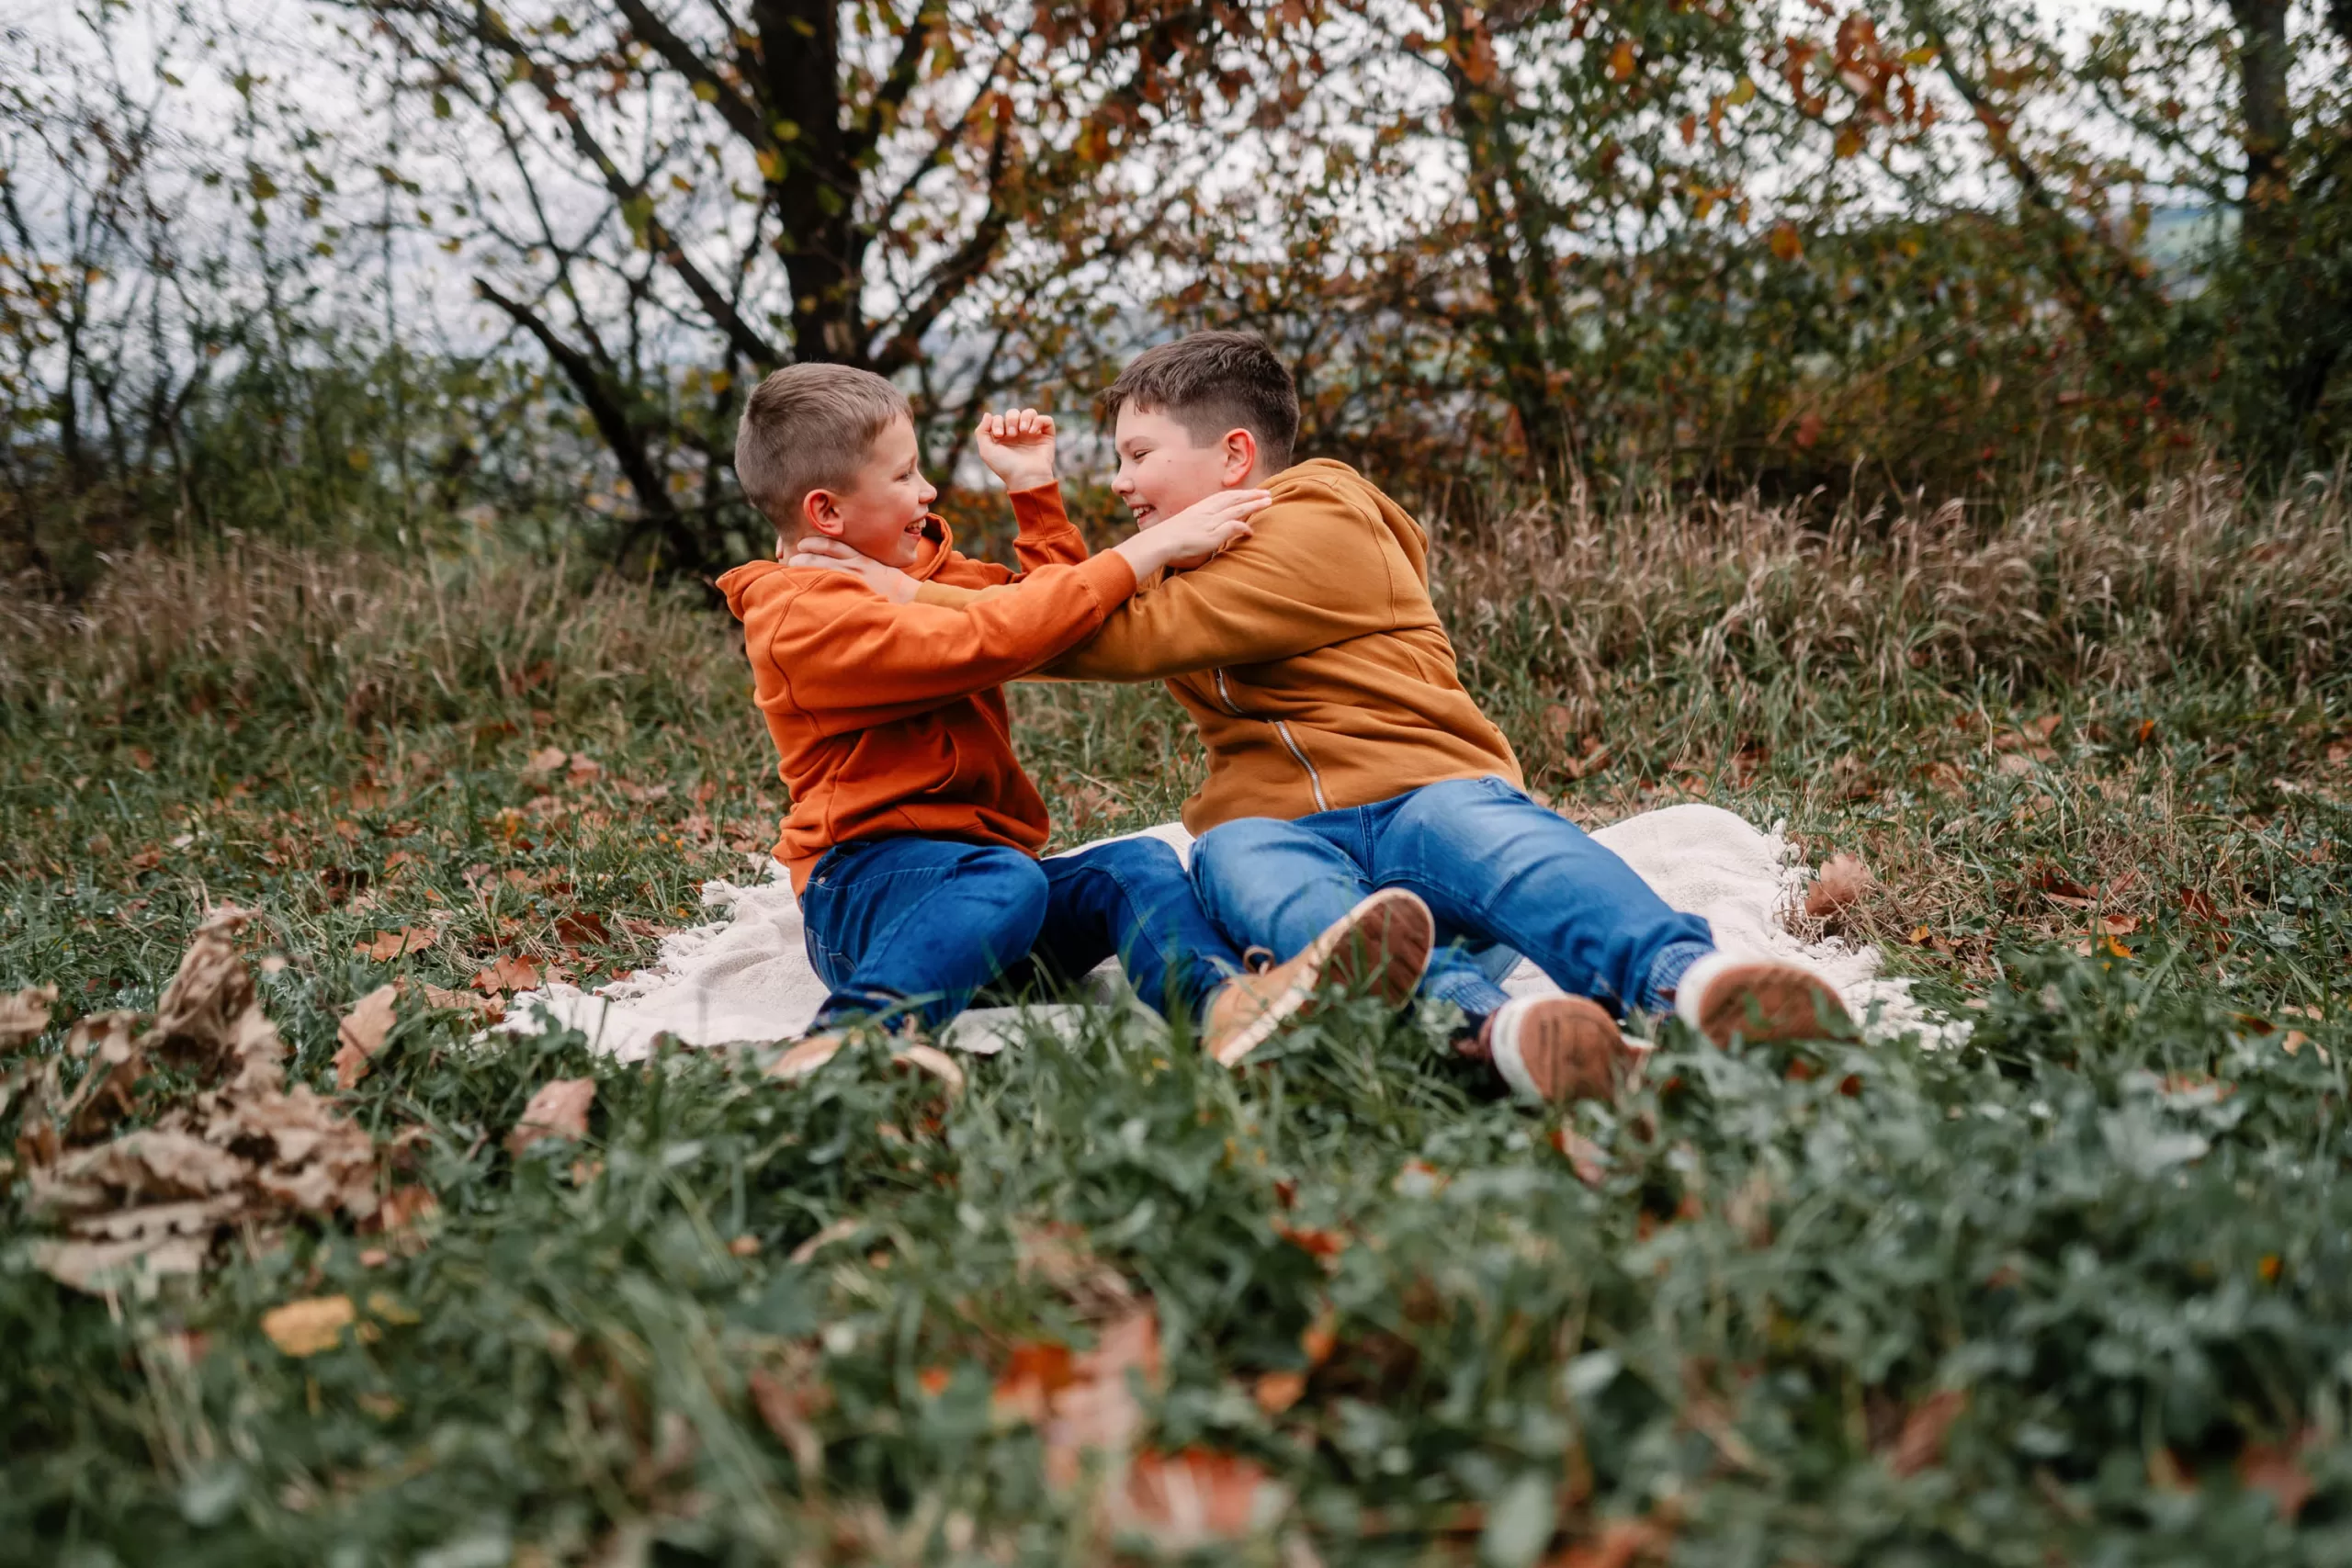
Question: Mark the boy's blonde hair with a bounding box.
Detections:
[735,363,910,525]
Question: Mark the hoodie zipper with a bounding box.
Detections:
[1213,670,1331,812]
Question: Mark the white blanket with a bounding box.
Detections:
[500,804,1953,1059]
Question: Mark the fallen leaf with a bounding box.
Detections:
[748,1362,828,1476]
[2238,1432,2315,1520]
[333,985,400,1089]
[1253,1370,1306,1415]
[355,927,437,962]
[1,985,58,1051]
[1551,1125,1608,1186]
[523,745,569,775]
[262,1294,356,1358]
[2099,913,2140,937]
[1550,1516,1672,1568]
[472,954,545,994]
[508,1077,595,1152]
[1110,1448,1289,1547]
[1888,1388,1967,1475]
[1803,852,1875,920]
[1272,1219,1348,1259]
[1042,1304,1161,1490]
[552,911,610,946]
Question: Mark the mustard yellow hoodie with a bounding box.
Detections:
[914,459,1521,831]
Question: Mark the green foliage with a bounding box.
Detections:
[3,486,2348,1559]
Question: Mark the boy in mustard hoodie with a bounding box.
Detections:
[717,363,1433,1081]
[788,335,1851,1100]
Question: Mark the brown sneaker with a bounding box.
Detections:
[1673,953,1852,1047]
[766,1032,966,1096]
[1202,888,1435,1066]
[1481,994,1643,1102]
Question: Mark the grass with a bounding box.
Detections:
[3,468,2350,1564]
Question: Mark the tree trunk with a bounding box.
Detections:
[752,0,869,365]
[2230,0,2292,256]
[1442,8,1567,480]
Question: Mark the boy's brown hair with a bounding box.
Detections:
[735,363,910,525]
[1100,331,1299,470]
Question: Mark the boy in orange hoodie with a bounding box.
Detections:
[786,337,1851,1100]
[715,364,1434,1078]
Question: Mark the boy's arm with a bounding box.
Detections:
[751,555,1137,730]
[913,489,1396,680]
[924,483,1090,592]
[1009,482,1090,572]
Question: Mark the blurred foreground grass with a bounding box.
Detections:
[3,472,2350,1564]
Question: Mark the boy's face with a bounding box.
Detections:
[1111,404,1253,529]
[801,414,935,568]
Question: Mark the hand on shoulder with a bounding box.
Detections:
[786,536,918,603]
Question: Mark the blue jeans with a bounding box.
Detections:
[798,834,1242,1032]
[1189,776,1714,1022]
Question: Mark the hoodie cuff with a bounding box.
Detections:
[1075,548,1137,607]
[1009,480,1074,533]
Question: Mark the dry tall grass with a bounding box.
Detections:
[0,544,741,738]
[1434,468,2352,702]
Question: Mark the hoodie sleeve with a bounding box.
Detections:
[911,483,1404,680]
[922,483,1091,591]
[741,554,1137,734]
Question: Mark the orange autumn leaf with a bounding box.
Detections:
[1112,1447,1289,1546]
[1768,220,1804,261]
[355,926,437,962]
[1253,1370,1306,1415]
[2239,1432,2315,1520]
[507,1077,595,1152]
[1888,1387,1966,1475]
[332,983,400,1089]
[1606,38,1636,81]
[262,1294,356,1357]
[1272,1218,1347,1258]
[472,953,544,994]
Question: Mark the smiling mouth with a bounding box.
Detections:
[1129,503,1158,526]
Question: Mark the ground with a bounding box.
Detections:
[2,478,2349,1565]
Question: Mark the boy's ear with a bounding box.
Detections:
[1219,427,1260,486]
[800,488,847,539]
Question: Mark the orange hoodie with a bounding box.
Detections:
[716,485,1136,893]
[912,460,1520,832]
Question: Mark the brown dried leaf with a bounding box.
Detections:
[261,1294,356,1357]
[552,910,610,947]
[1109,1448,1289,1547]
[508,1077,595,1153]
[472,954,545,995]
[1551,1516,1673,1568]
[44,1131,252,1210]
[748,1362,829,1476]
[55,1011,146,1141]
[1042,1303,1162,1490]
[1551,1125,1609,1187]
[1889,1387,1967,1476]
[1803,852,1875,921]
[2238,1431,2315,1520]
[334,984,400,1089]
[35,1232,211,1293]
[1253,1371,1306,1415]
[1,985,58,1051]
[355,927,437,962]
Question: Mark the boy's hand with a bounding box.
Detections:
[787,536,919,603]
[1109,489,1269,580]
[973,408,1056,492]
